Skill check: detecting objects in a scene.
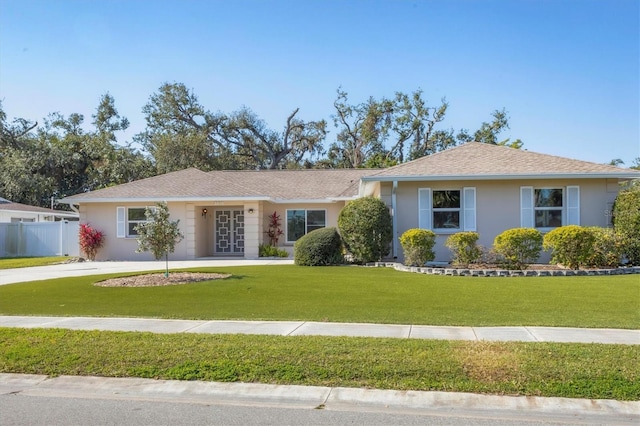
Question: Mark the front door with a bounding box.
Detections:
[214,209,244,255]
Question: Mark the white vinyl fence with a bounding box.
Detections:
[0,221,79,258]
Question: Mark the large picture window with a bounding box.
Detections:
[534,188,563,228]
[286,209,326,242]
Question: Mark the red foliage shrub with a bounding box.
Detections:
[79,223,104,261]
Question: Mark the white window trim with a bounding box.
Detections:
[418,187,476,233]
[521,186,580,230]
[285,209,327,243]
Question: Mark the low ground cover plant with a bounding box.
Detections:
[399,228,435,266]
[258,244,289,258]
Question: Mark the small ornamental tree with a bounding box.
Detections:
[135,202,184,277]
[338,196,392,263]
[78,223,104,261]
[399,228,436,266]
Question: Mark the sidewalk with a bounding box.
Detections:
[1,315,638,344]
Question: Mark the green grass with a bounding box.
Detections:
[1,265,638,328]
[0,256,70,269]
[1,327,637,400]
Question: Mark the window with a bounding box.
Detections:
[286,209,326,242]
[520,186,580,229]
[117,207,152,238]
[418,187,476,232]
[534,189,563,228]
[433,190,461,229]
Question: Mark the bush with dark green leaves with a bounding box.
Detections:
[543,225,595,270]
[493,228,543,270]
[294,227,344,266]
[338,197,392,263]
[445,232,482,266]
[613,182,640,265]
[399,228,436,266]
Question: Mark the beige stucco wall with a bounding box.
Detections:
[390,178,621,263]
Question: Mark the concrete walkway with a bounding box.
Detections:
[1,315,639,344]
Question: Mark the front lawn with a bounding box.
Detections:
[0,256,70,269]
[1,265,638,328]
[1,328,637,400]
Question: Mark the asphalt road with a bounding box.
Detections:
[2,393,634,426]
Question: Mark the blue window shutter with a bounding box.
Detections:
[520,187,534,228]
[418,188,432,229]
[566,186,580,225]
[463,187,476,231]
[116,207,126,238]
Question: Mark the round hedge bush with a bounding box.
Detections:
[493,227,543,270]
[338,196,392,264]
[294,227,344,266]
[399,228,436,266]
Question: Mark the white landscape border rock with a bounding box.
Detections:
[367,262,640,277]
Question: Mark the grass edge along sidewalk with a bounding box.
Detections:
[0,327,638,401]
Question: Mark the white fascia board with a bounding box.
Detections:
[58,196,271,204]
[361,173,640,182]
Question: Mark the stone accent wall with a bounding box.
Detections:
[367,262,640,277]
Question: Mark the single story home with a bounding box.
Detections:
[60,142,640,262]
[0,197,79,223]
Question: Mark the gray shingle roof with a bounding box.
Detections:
[0,198,77,216]
[365,142,640,181]
[61,168,372,203]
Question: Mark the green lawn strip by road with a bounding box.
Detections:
[0,265,638,328]
[0,256,70,269]
[0,327,637,401]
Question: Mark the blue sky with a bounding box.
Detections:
[1,0,638,165]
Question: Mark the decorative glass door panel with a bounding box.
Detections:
[215,209,244,255]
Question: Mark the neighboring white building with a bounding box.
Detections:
[0,197,78,223]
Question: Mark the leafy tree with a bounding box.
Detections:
[612,181,640,265]
[135,202,184,276]
[327,88,394,168]
[138,82,326,171]
[338,197,392,263]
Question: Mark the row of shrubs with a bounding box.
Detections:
[401,225,629,270]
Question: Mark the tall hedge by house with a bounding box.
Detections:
[493,228,543,270]
[294,227,344,266]
[399,228,436,266]
[613,182,640,265]
[338,197,392,263]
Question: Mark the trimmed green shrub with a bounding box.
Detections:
[259,244,289,258]
[493,228,543,270]
[294,227,344,266]
[445,232,482,266]
[585,227,622,268]
[543,225,595,270]
[613,182,640,265]
[399,228,436,266]
[338,197,392,264]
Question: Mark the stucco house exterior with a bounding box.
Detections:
[60,143,640,262]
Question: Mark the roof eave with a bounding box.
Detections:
[361,173,640,182]
[59,196,272,204]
